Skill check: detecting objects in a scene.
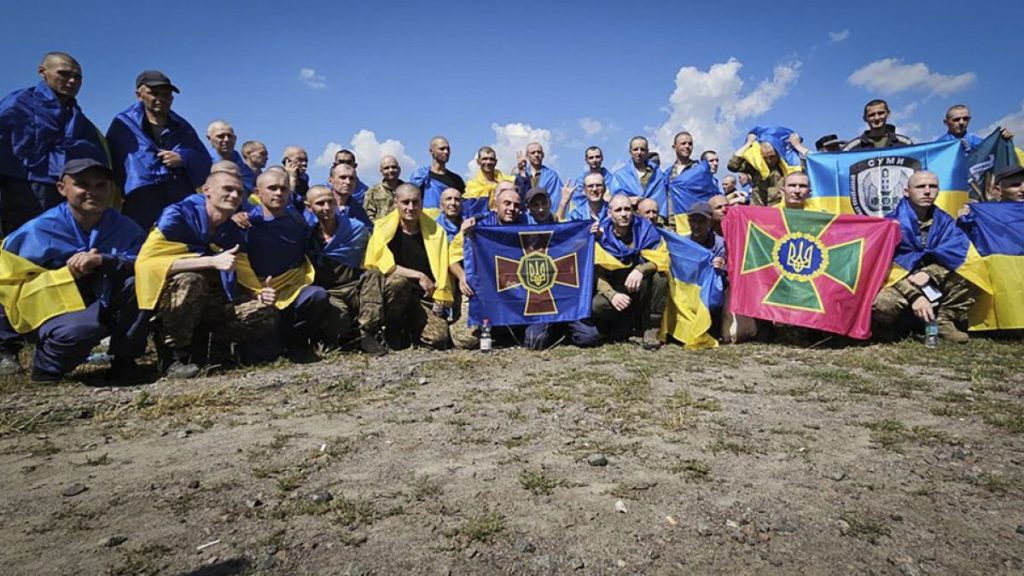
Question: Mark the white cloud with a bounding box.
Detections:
[467,122,556,176]
[314,130,417,177]
[578,117,603,137]
[847,58,975,96]
[299,67,327,90]
[987,101,1024,139]
[649,58,801,166]
[828,29,850,43]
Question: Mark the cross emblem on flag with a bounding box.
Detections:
[495,231,580,315]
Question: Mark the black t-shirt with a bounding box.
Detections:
[388,229,434,282]
[432,170,466,193]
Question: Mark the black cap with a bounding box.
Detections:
[994,165,1024,184]
[135,70,180,93]
[525,187,549,204]
[687,201,713,219]
[60,158,113,180]
[814,134,843,151]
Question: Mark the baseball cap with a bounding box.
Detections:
[525,187,550,204]
[687,201,713,219]
[135,70,180,93]
[994,165,1024,184]
[60,158,113,180]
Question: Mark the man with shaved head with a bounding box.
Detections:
[244,169,329,362]
[362,183,453,349]
[135,169,278,378]
[872,170,981,343]
[593,194,669,349]
[0,52,108,236]
[411,136,466,213]
[515,142,564,210]
[564,146,615,218]
[207,120,256,191]
[464,145,514,217]
[241,140,267,180]
[282,145,310,201]
[448,181,527,349]
[363,155,404,221]
[107,69,211,228]
[842,99,913,151]
[328,162,373,228]
[331,149,370,204]
[637,198,661,226]
[612,136,667,217]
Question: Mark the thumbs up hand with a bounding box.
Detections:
[210,245,239,271]
[258,275,276,305]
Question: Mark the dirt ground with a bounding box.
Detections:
[1,335,1023,575]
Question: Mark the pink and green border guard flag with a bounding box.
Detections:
[722,206,900,339]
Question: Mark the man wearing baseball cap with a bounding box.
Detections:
[0,52,108,237]
[0,158,148,381]
[993,165,1024,202]
[106,70,211,229]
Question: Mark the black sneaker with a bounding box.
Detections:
[164,359,201,380]
[106,358,141,383]
[359,331,387,356]
[30,368,62,383]
[0,351,22,376]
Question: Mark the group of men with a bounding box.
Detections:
[0,52,1020,382]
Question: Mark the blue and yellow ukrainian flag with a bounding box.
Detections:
[657,229,722,350]
[739,126,803,180]
[961,203,1024,330]
[806,139,968,217]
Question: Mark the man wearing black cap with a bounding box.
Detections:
[0,159,148,381]
[521,186,599,350]
[993,166,1024,202]
[525,186,558,224]
[107,70,211,229]
[0,52,108,237]
[687,201,726,271]
[814,134,844,152]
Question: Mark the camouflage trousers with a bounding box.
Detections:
[322,271,383,347]
[360,270,450,349]
[872,264,978,336]
[155,271,277,351]
[592,272,666,340]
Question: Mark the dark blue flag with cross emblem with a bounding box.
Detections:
[466,221,594,326]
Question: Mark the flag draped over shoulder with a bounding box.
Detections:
[0,82,109,184]
[465,221,593,326]
[657,229,721,349]
[0,205,144,332]
[363,210,452,304]
[666,159,718,230]
[965,128,1020,199]
[611,162,668,216]
[959,203,1024,330]
[740,126,803,179]
[463,171,513,218]
[135,195,250,310]
[806,139,968,217]
[886,198,990,294]
[723,206,900,339]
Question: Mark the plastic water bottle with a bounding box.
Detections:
[924,319,939,348]
[480,319,492,353]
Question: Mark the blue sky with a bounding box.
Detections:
[4,0,1023,184]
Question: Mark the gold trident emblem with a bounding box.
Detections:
[786,240,815,274]
[527,259,549,288]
